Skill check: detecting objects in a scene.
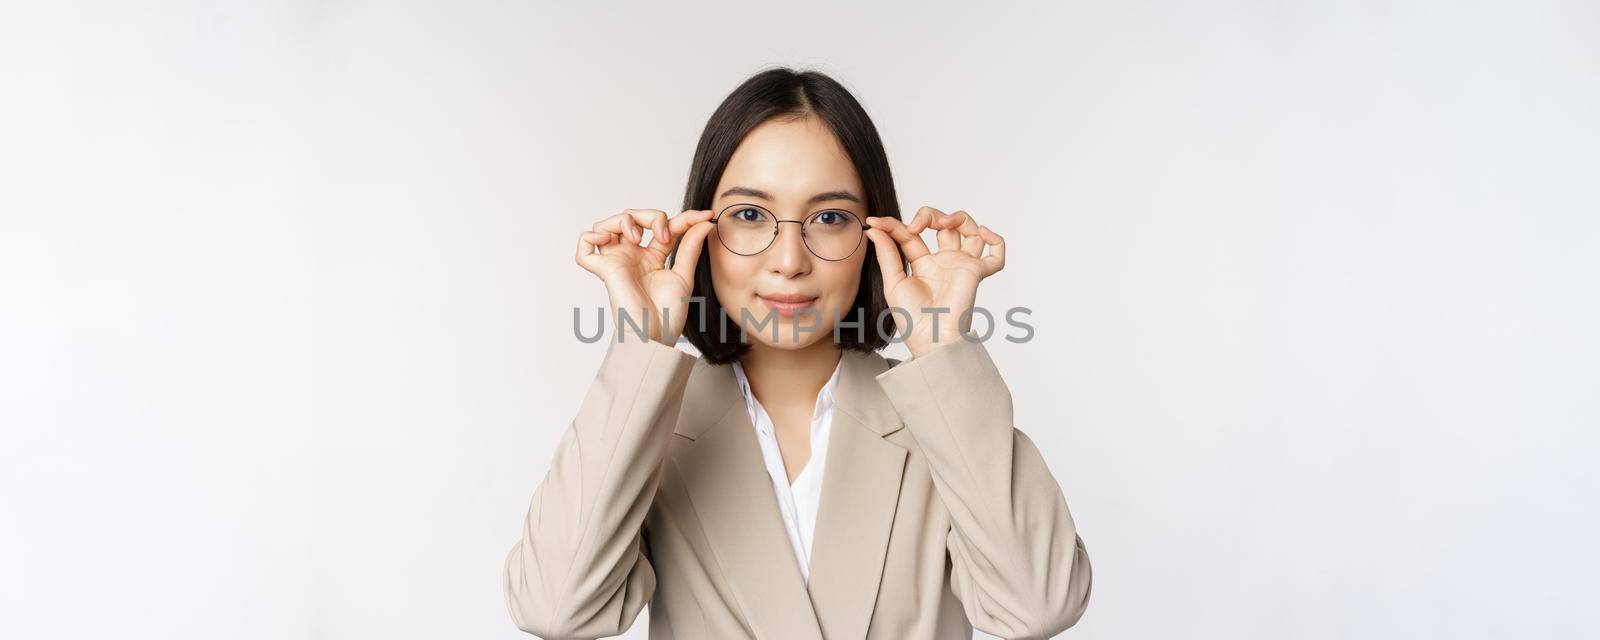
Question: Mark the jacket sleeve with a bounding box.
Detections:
[875,336,1093,639]
[503,337,697,639]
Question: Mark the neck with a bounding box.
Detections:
[739,340,842,411]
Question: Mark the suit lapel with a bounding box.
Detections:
[672,351,909,639]
[806,349,908,639]
[673,360,823,639]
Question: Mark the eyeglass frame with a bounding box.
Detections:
[709,202,872,262]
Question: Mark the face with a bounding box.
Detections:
[708,115,869,352]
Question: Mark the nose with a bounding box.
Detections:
[765,220,811,278]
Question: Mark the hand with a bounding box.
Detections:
[864,206,1006,358]
[575,208,716,346]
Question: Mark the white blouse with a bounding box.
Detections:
[729,356,844,585]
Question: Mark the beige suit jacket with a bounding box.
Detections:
[504,336,1092,639]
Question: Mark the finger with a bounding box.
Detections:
[866,215,932,263]
[928,210,961,253]
[946,210,985,257]
[668,209,715,237]
[594,213,642,244]
[583,230,619,258]
[624,219,639,244]
[978,225,1006,276]
[907,207,936,234]
[575,231,610,273]
[648,209,715,262]
[865,227,907,292]
[622,208,669,246]
[669,219,716,285]
[645,218,675,256]
[597,209,667,244]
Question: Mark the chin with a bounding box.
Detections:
[752,332,831,350]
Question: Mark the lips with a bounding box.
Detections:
[758,293,819,318]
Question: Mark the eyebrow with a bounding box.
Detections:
[719,186,863,205]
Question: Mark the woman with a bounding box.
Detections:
[504,68,1092,639]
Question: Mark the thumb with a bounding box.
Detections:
[669,220,715,287]
[866,228,907,293]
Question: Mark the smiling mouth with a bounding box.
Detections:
[758,295,819,318]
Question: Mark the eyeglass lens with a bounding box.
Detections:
[716,204,864,260]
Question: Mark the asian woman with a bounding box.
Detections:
[504,67,1092,639]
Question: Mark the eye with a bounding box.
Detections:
[732,207,764,222]
[812,210,850,226]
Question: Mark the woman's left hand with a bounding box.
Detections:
[865,206,1006,359]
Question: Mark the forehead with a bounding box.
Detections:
[715,116,863,204]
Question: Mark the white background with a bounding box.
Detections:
[4,1,1597,638]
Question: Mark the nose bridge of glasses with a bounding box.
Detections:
[770,218,808,253]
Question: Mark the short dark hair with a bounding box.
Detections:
[673,67,903,365]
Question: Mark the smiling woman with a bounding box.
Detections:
[681,75,903,364]
[505,67,1092,639]
[699,115,878,353]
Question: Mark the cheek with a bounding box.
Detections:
[708,248,756,306]
[821,260,865,310]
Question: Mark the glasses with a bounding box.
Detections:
[711,203,870,261]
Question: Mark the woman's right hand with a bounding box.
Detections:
[575,208,716,346]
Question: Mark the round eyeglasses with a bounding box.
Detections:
[711,203,869,261]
